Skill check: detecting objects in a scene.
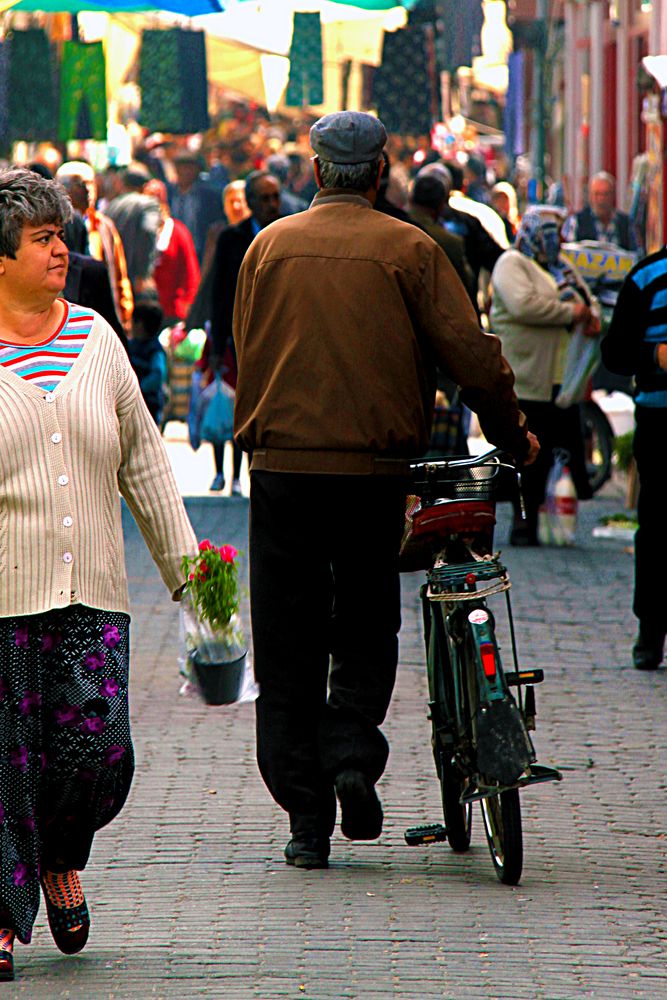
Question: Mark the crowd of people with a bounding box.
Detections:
[0,109,661,982]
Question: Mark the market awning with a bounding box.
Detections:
[0,1,223,12]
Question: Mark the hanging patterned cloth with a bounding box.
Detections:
[439,0,484,72]
[372,25,431,135]
[7,28,57,142]
[58,41,107,142]
[139,29,209,134]
[285,12,323,108]
[0,41,9,149]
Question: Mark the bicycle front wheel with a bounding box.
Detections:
[479,784,523,885]
[580,399,613,495]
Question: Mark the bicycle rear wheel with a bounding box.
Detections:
[479,784,523,885]
[580,399,613,495]
[427,604,472,852]
[438,754,472,852]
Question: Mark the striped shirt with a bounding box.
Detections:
[0,303,93,391]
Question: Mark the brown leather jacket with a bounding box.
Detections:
[233,190,528,475]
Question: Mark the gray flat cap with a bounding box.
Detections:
[310,111,386,165]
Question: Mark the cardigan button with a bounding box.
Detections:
[62,552,73,564]
[51,432,62,444]
[58,474,69,486]
[63,516,73,527]
[45,392,55,402]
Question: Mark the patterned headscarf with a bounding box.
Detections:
[515,206,590,302]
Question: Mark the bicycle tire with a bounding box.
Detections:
[479,784,523,885]
[427,604,472,852]
[438,753,472,852]
[580,400,613,495]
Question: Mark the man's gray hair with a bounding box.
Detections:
[317,157,381,193]
[590,170,616,190]
[0,167,72,259]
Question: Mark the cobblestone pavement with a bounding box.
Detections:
[10,485,667,1000]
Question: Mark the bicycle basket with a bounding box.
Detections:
[410,454,519,505]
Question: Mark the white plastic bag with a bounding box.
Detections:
[178,595,258,705]
[538,449,577,546]
[554,325,601,409]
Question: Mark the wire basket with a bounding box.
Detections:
[410,454,519,505]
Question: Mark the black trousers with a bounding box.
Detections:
[249,471,407,838]
[633,405,667,635]
[516,395,591,534]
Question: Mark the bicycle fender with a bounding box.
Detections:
[476,697,535,786]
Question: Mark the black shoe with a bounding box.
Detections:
[284,836,330,870]
[509,526,539,547]
[334,769,383,841]
[632,628,665,671]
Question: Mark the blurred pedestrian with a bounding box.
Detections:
[602,249,667,669]
[233,111,536,870]
[463,155,490,204]
[266,153,308,216]
[169,151,225,264]
[144,178,200,326]
[490,181,519,244]
[56,160,134,334]
[208,170,280,495]
[562,171,639,251]
[490,207,598,545]
[0,167,197,980]
[127,299,168,425]
[105,162,161,298]
[408,173,475,301]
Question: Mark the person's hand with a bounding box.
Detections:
[657,343,667,371]
[583,313,602,338]
[523,431,540,466]
[572,302,591,326]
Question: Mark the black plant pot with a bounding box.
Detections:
[190,649,247,705]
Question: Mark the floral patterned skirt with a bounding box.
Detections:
[0,605,134,944]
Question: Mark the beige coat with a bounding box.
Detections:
[0,310,197,617]
[233,191,529,474]
[489,249,577,402]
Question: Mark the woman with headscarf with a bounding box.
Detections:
[0,167,198,980]
[490,206,600,545]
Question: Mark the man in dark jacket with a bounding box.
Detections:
[562,172,639,251]
[233,111,538,870]
[602,248,667,669]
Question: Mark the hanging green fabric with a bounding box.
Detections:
[58,41,107,142]
[285,12,323,108]
[7,28,57,142]
[138,29,209,134]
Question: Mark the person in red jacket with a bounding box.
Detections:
[144,179,200,325]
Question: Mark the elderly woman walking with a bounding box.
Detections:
[490,207,599,544]
[0,168,198,980]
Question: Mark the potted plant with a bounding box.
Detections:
[181,540,247,705]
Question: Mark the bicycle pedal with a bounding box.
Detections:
[404,824,447,846]
[505,668,544,686]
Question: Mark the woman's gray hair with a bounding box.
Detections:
[318,157,381,193]
[0,167,72,259]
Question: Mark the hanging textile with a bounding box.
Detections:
[0,42,9,149]
[438,0,484,73]
[58,41,107,143]
[504,50,526,159]
[7,29,57,142]
[285,12,323,108]
[139,29,209,135]
[372,26,431,135]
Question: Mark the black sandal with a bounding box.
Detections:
[0,951,13,982]
[41,882,90,955]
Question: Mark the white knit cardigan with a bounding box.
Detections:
[0,308,198,617]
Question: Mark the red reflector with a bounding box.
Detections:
[465,573,477,585]
[480,642,496,677]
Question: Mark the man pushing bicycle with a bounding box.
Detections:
[232,111,539,869]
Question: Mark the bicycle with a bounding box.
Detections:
[401,448,562,884]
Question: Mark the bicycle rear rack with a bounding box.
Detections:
[428,558,510,601]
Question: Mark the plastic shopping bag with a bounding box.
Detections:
[538,448,577,546]
[178,595,258,706]
[200,374,235,446]
[554,325,601,408]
